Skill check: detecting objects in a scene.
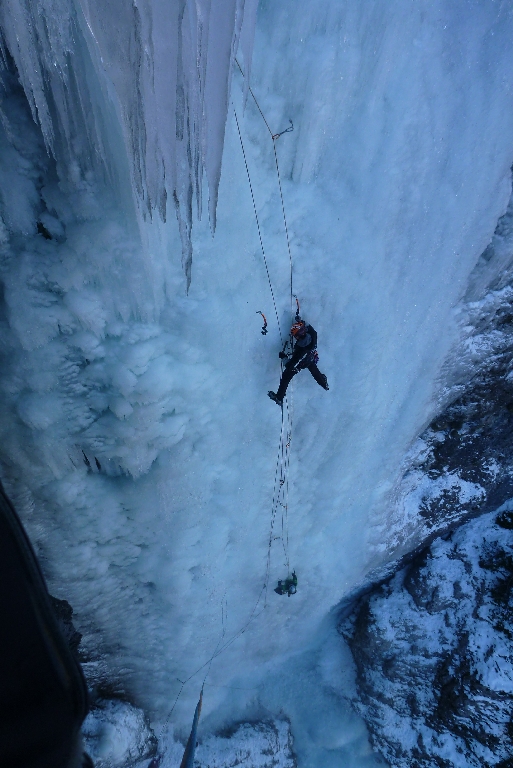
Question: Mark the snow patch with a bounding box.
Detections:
[83,699,157,767]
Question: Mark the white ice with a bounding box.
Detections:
[1,1,513,766]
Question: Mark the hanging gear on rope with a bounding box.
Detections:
[274,571,297,596]
[265,402,292,590]
[256,310,268,335]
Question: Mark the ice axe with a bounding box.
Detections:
[256,310,268,335]
[293,294,301,321]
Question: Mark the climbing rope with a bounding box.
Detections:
[233,104,283,344]
[159,581,269,735]
[281,398,292,572]
[158,408,294,730]
[235,58,294,317]
[156,66,300,755]
[273,141,294,317]
[265,406,288,595]
[233,61,299,580]
[157,405,294,730]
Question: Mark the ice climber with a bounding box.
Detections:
[268,319,329,406]
[274,571,298,596]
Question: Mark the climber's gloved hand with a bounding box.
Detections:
[279,351,288,359]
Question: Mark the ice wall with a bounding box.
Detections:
[2,1,513,767]
[0,0,258,289]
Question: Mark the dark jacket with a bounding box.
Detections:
[287,324,317,369]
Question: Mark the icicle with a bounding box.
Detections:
[0,0,258,288]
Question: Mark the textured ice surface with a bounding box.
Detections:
[2,1,513,767]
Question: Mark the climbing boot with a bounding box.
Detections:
[268,391,283,406]
[320,375,329,391]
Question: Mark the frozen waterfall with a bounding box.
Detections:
[1,1,513,767]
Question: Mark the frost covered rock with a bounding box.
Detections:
[83,699,157,768]
[342,507,513,767]
[378,183,513,562]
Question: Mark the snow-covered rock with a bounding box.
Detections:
[343,507,513,767]
[194,720,295,768]
[83,699,157,768]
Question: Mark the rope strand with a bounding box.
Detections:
[156,70,299,752]
[273,141,294,317]
[235,58,274,138]
[235,58,294,318]
[233,104,283,343]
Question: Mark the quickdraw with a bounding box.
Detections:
[272,119,294,141]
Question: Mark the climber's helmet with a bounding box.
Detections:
[291,321,307,339]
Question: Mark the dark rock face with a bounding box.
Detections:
[417,347,513,527]
[50,595,83,655]
[342,508,513,768]
[48,594,159,767]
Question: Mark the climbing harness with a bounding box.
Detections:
[308,349,319,366]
